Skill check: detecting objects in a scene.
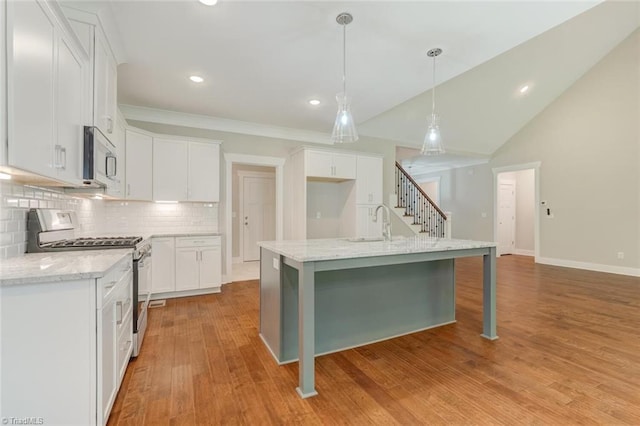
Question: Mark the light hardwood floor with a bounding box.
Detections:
[108,255,640,425]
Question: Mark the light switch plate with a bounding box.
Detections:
[272,258,279,270]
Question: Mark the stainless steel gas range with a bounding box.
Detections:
[27,208,151,357]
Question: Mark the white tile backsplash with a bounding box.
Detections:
[0,181,219,259]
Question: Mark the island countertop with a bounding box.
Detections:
[0,249,133,287]
[258,236,497,263]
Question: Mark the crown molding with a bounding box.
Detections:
[119,104,333,145]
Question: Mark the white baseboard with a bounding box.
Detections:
[222,273,232,285]
[514,249,534,257]
[536,257,640,277]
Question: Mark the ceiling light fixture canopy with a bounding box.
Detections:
[198,0,218,6]
[189,75,204,83]
[331,12,358,144]
[421,47,445,156]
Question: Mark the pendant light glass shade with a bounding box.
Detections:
[421,113,444,155]
[332,13,358,143]
[421,48,445,155]
[332,92,358,143]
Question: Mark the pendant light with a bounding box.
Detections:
[331,12,358,143]
[421,48,445,155]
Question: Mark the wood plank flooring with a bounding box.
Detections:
[107,255,640,425]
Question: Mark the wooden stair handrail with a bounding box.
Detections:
[395,161,447,219]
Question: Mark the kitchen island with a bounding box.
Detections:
[258,236,498,398]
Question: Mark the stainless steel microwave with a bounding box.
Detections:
[83,126,117,187]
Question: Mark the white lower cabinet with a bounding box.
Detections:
[0,254,133,426]
[151,237,176,293]
[175,237,222,291]
[151,235,222,298]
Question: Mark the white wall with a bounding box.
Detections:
[415,29,640,274]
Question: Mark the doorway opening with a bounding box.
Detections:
[223,154,285,284]
[493,162,540,259]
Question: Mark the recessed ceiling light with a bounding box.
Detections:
[199,0,218,6]
[189,75,204,83]
[308,99,320,106]
[519,85,530,94]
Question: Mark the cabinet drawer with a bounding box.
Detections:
[175,236,220,248]
[115,278,133,336]
[97,256,132,305]
[116,311,133,381]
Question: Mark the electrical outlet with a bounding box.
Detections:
[272,258,280,270]
[316,211,321,219]
[617,252,624,260]
[481,212,487,218]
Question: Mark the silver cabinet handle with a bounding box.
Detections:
[116,301,123,325]
[127,183,131,196]
[61,147,67,170]
[53,145,63,169]
[106,116,113,133]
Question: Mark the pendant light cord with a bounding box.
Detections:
[343,22,347,96]
[431,55,436,114]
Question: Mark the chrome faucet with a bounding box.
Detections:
[373,204,392,241]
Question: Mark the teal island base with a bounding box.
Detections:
[260,256,456,364]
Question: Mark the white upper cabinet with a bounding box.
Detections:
[188,142,220,202]
[305,150,356,180]
[93,28,117,137]
[6,0,87,185]
[153,138,188,201]
[152,137,220,202]
[125,129,153,200]
[356,155,383,204]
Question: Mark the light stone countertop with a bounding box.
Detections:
[258,236,497,263]
[0,249,133,287]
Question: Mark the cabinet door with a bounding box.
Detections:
[188,142,219,202]
[151,237,175,293]
[55,35,85,184]
[357,205,384,238]
[305,151,333,178]
[175,247,200,291]
[332,153,357,179]
[199,246,222,289]
[125,130,153,200]
[98,301,117,426]
[153,138,188,201]
[8,0,56,177]
[93,30,116,136]
[356,156,383,204]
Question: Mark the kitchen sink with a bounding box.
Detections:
[346,237,385,242]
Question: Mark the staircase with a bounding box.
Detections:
[394,161,449,238]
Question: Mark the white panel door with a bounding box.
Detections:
[8,0,56,176]
[125,130,153,200]
[242,176,276,261]
[188,142,219,202]
[497,180,516,256]
[153,138,188,201]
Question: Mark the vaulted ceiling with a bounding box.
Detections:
[62,0,639,171]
